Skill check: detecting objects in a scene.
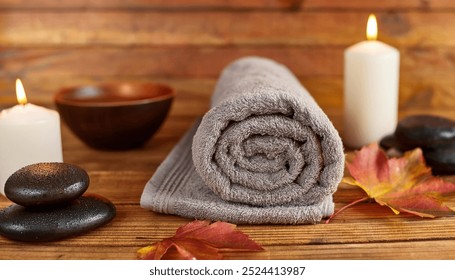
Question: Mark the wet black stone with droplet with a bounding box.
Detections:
[394,115,455,149]
[0,195,116,242]
[5,162,89,207]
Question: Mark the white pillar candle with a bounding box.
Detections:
[0,79,63,195]
[343,14,400,149]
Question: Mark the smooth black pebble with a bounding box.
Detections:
[394,115,455,149]
[0,195,116,242]
[5,162,89,207]
[380,134,404,150]
[424,148,455,175]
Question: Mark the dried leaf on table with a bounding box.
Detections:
[327,143,455,223]
[137,220,264,260]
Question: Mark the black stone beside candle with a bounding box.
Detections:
[0,162,116,242]
[394,115,455,150]
[4,162,90,207]
[380,114,455,175]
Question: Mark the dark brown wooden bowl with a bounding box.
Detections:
[54,82,174,150]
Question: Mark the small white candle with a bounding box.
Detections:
[343,14,400,148]
[0,79,63,195]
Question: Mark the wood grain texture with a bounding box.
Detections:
[0,11,454,47]
[0,0,302,9]
[304,0,455,10]
[0,47,342,78]
[2,0,455,11]
[1,46,455,79]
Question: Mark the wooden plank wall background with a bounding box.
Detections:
[1,0,455,116]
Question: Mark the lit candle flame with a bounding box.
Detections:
[15,79,28,105]
[366,14,378,41]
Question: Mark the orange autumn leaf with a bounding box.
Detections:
[137,220,264,260]
[327,143,455,223]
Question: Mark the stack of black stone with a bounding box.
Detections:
[0,162,116,242]
[380,114,455,175]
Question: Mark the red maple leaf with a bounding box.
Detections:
[326,143,455,223]
[137,220,264,260]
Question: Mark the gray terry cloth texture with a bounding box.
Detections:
[140,56,345,224]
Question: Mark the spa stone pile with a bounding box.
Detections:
[380,114,455,175]
[0,162,115,242]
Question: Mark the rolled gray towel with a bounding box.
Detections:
[141,56,344,224]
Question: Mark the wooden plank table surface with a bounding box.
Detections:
[1,82,455,260]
